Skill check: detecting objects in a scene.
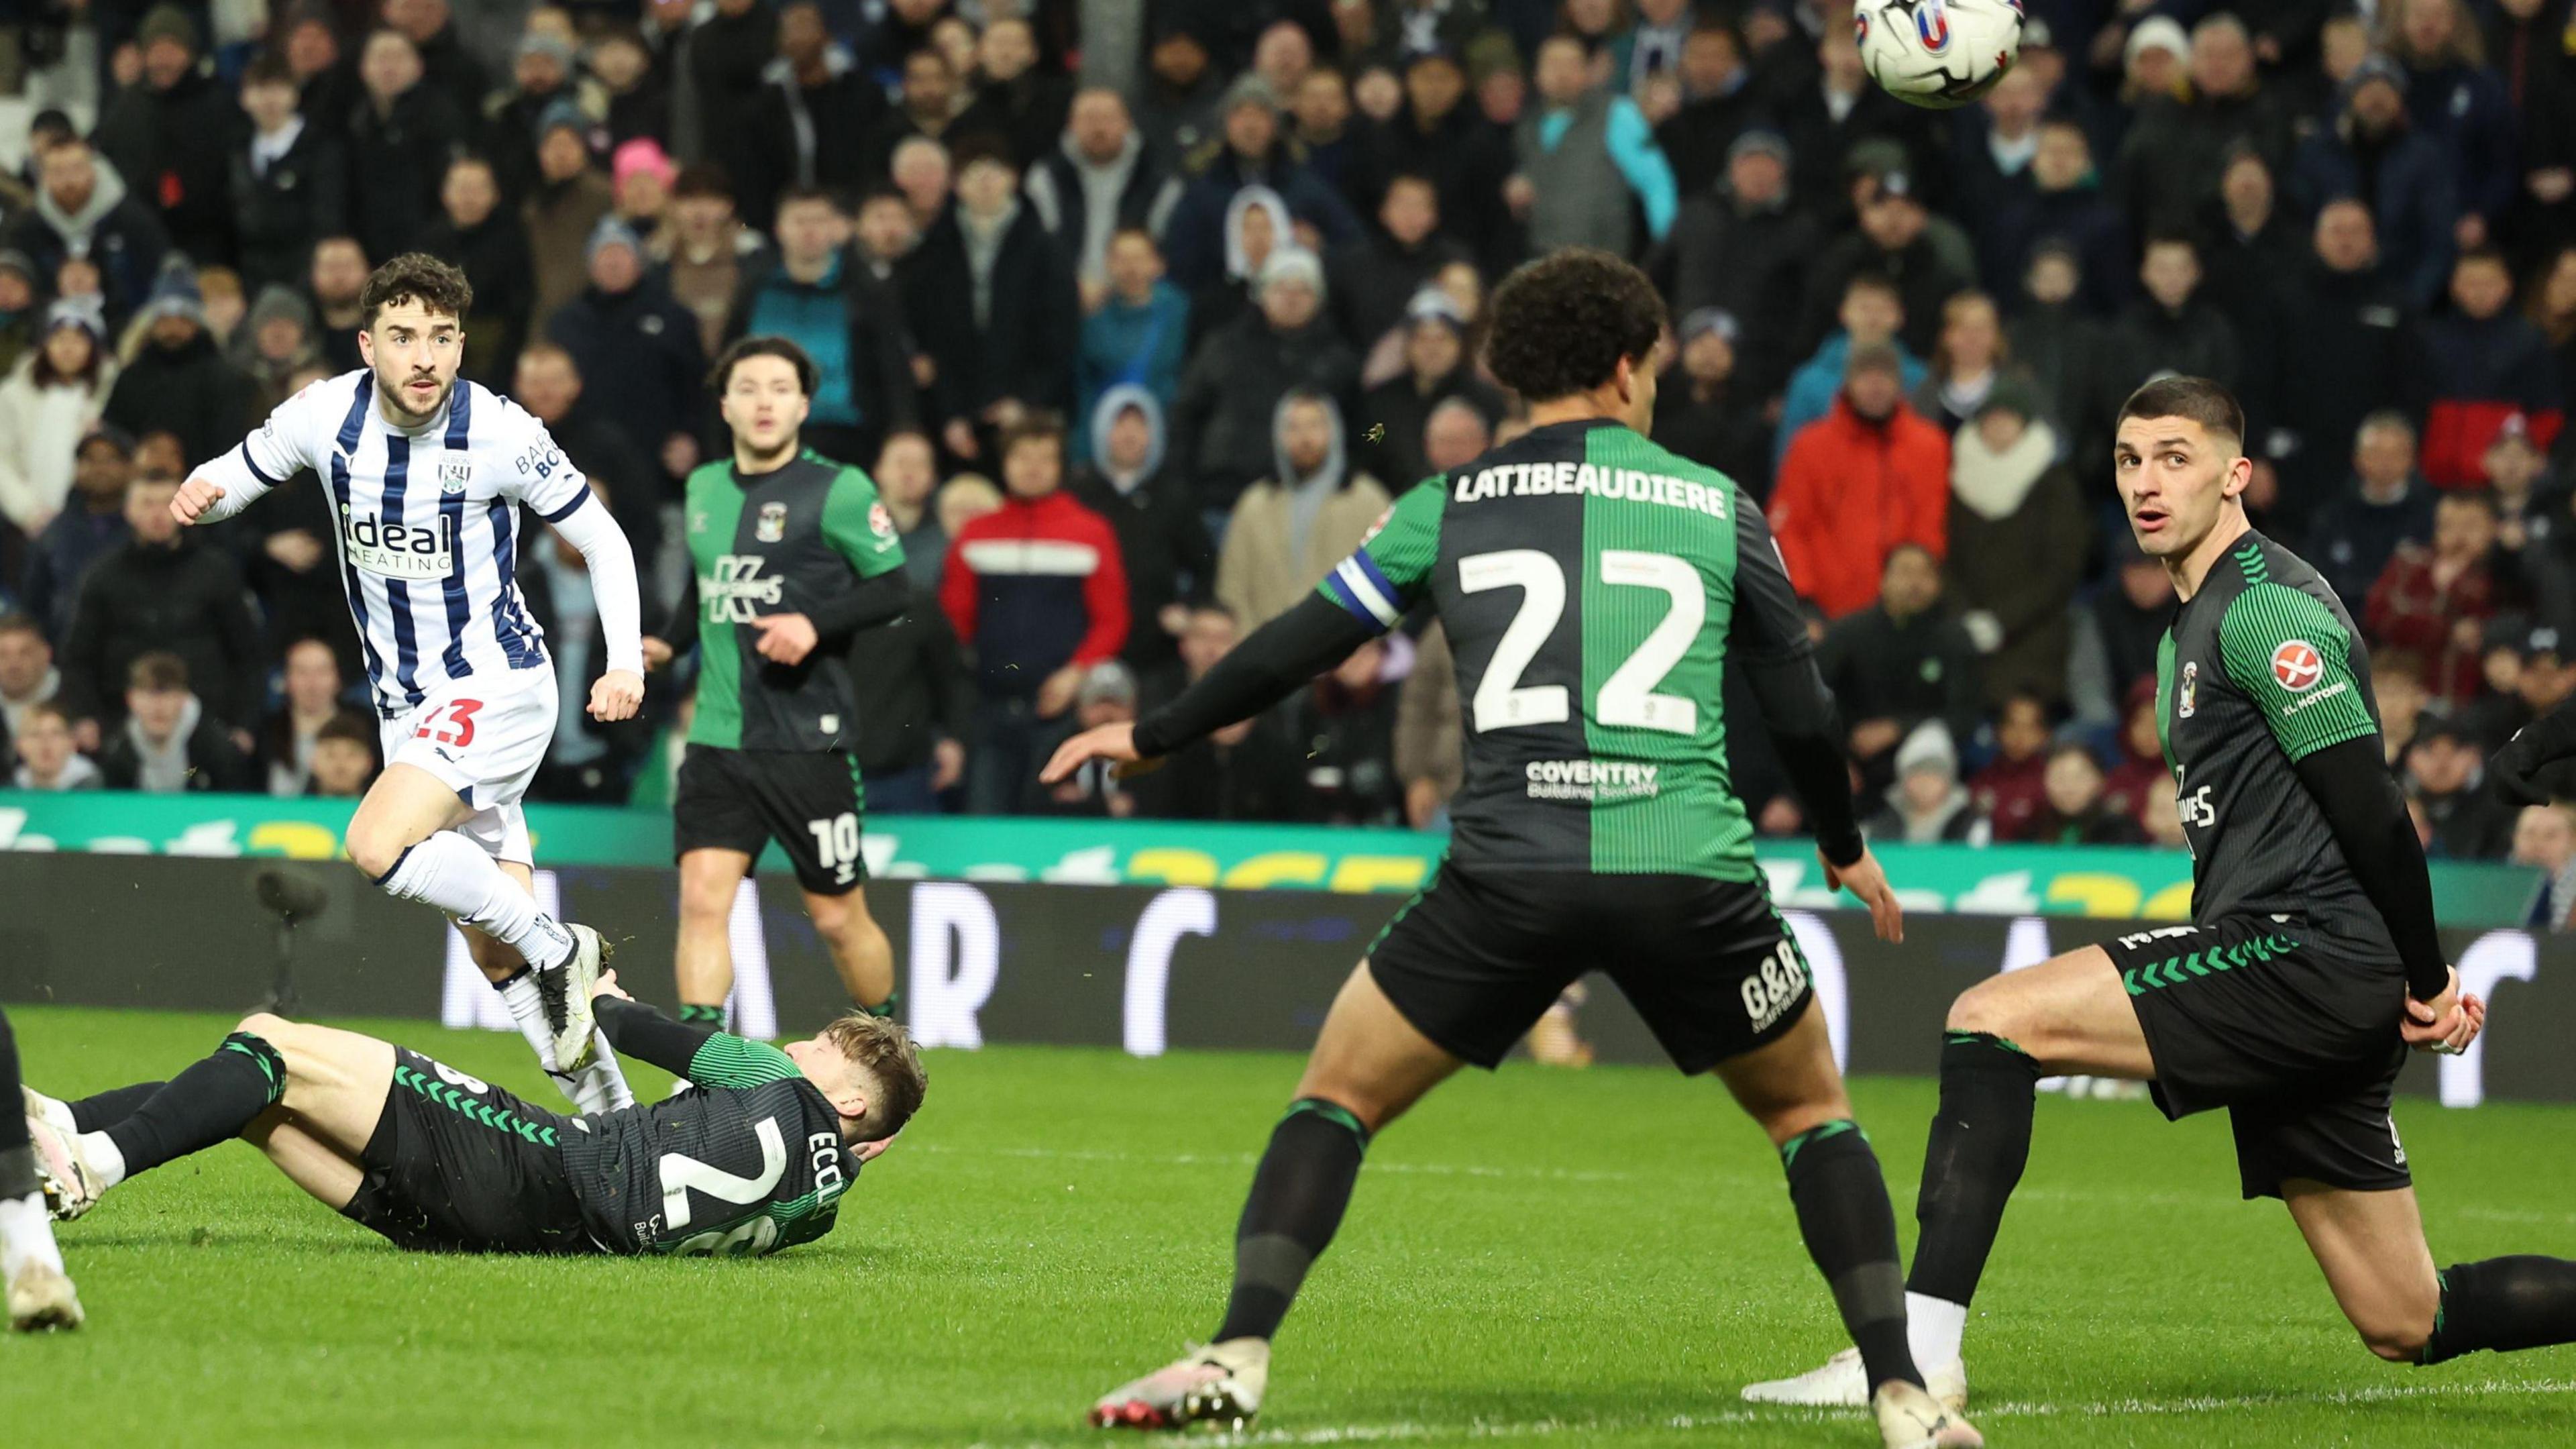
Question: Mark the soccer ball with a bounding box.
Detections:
[1854,0,2024,110]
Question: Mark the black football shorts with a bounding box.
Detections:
[674,745,869,896]
[1364,861,1813,1075]
[2108,916,2414,1200]
[341,1050,595,1254]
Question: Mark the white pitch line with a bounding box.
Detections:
[969,1379,2576,1448]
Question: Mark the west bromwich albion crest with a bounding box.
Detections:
[756,500,788,543]
[438,458,473,494]
[2180,660,2198,718]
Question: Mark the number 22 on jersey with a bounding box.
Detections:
[1460,549,1705,736]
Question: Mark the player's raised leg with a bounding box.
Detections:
[1091,961,1460,1431]
[462,859,630,1113]
[2288,1180,2576,1365]
[2,1006,80,1330]
[28,1014,400,1220]
[347,765,608,1089]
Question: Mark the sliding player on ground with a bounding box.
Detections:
[23,973,923,1257]
[1045,249,1978,1449]
[172,254,645,1113]
[1748,378,2576,1411]
[3,1006,78,1330]
[641,338,910,1032]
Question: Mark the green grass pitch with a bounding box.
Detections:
[7,1005,2574,1448]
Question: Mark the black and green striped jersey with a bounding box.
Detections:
[2155,531,2396,962]
[558,1033,858,1256]
[1317,418,1807,879]
[680,450,906,751]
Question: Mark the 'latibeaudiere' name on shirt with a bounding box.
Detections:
[1452,462,1728,518]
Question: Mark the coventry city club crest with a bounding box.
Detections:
[2180,661,2198,718]
[756,500,788,543]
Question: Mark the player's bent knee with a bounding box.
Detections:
[235,1012,292,1040]
[1944,979,2021,1038]
[2360,1317,2434,1363]
[345,818,411,882]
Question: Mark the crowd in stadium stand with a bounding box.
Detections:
[0,0,2569,899]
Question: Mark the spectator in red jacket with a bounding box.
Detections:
[2416,248,2566,486]
[1767,341,1953,619]
[2367,489,2502,706]
[941,412,1130,814]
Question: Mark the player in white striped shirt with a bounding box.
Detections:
[173,255,641,1113]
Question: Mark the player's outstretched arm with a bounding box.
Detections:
[1041,590,1379,784]
[2491,694,2576,806]
[175,391,323,525]
[590,977,723,1078]
[590,974,814,1087]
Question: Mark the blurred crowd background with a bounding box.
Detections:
[0,0,2567,922]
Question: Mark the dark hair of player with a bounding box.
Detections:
[2116,376,2244,453]
[127,650,189,693]
[1483,248,1666,403]
[358,252,473,331]
[822,1012,928,1142]
[710,335,820,397]
[998,409,1068,458]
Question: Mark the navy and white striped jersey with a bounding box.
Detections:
[193,372,602,716]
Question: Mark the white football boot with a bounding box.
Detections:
[1089,1338,1269,1430]
[1872,1379,1982,1449]
[541,924,611,1072]
[22,1118,101,1222]
[6,1260,83,1332]
[1743,1347,1967,1415]
[21,1086,74,1139]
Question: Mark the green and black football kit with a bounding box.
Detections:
[2114,531,2447,1199]
[661,449,909,894]
[1130,417,1863,1073]
[345,998,857,1256]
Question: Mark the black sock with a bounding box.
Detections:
[678,1004,725,1026]
[1782,1120,1922,1391]
[1212,1098,1371,1344]
[103,1034,288,1181]
[0,1011,30,1197]
[2420,1257,2576,1364]
[1907,1030,2043,1307]
[70,1082,168,1132]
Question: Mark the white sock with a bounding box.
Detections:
[74,1132,127,1191]
[0,1190,64,1279]
[1906,1291,1968,1371]
[493,971,562,1074]
[382,833,574,969]
[565,1034,633,1114]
